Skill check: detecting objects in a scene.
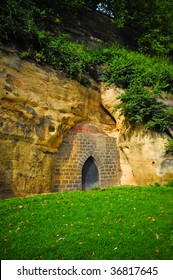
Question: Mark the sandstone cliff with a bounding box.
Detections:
[0,48,116,197]
[101,85,173,185]
[0,49,173,198]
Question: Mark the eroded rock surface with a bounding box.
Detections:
[101,84,173,185]
[0,49,116,197]
[0,50,173,198]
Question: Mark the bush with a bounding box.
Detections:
[115,84,173,132]
[0,0,99,82]
[101,46,173,93]
[0,0,84,47]
[0,0,37,45]
[98,46,173,133]
[138,29,171,57]
[20,33,97,82]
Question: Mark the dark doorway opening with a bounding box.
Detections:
[82,156,99,190]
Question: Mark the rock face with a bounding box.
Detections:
[0,50,173,198]
[61,6,124,46]
[0,49,116,197]
[61,6,134,48]
[101,84,173,185]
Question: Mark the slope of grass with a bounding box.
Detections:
[0,186,173,260]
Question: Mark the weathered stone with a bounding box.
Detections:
[101,84,173,185]
[0,49,116,197]
[1,49,173,198]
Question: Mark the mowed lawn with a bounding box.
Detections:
[0,185,173,260]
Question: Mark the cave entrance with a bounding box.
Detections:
[82,156,99,190]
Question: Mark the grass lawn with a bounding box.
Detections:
[0,185,173,260]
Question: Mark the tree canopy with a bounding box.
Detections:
[1,0,173,56]
[86,0,173,56]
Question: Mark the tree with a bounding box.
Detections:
[0,0,84,45]
[85,0,173,56]
[34,0,84,16]
[1,0,173,57]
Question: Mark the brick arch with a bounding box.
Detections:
[53,123,121,192]
[77,150,104,172]
[71,122,107,135]
[77,151,105,189]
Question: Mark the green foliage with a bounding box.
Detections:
[115,84,173,132]
[46,35,95,79]
[1,0,173,134]
[138,29,171,57]
[29,33,98,82]
[0,0,84,46]
[165,138,173,154]
[34,0,84,11]
[94,45,173,134]
[86,0,173,57]
[1,0,173,57]
[100,46,173,92]
[0,0,37,44]
[165,180,173,187]
[2,0,173,57]
[1,186,173,260]
[0,0,96,82]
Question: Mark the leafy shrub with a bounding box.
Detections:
[31,33,98,81]
[137,29,171,57]
[0,0,84,47]
[0,0,37,44]
[98,45,173,134]
[0,0,99,82]
[100,46,173,93]
[116,84,173,132]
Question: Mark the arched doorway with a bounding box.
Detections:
[53,122,121,192]
[82,156,99,190]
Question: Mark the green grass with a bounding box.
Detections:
[0,186,173,260]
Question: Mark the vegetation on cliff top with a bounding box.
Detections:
[1,0,173,57]
[1,0,173,148]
